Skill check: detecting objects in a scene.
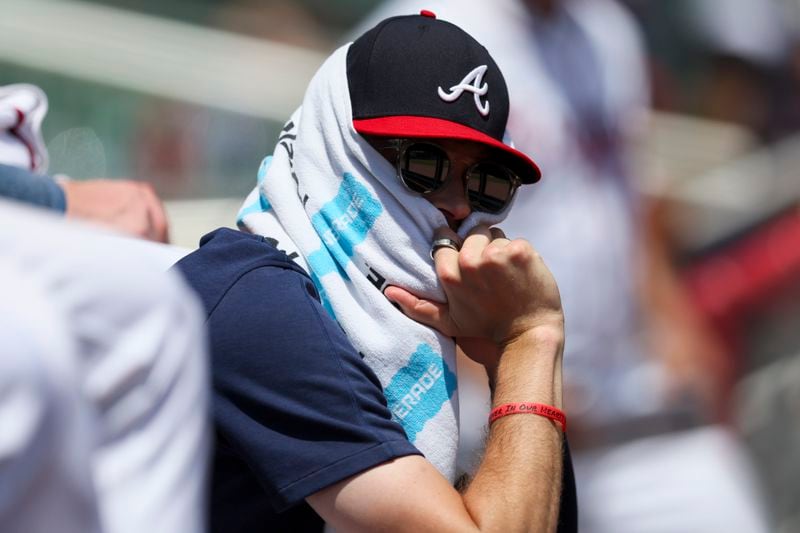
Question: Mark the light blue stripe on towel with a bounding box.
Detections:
[383,344,457,443]
[236,156,273,226]
[306,172,383,318]
[310,172,382,268]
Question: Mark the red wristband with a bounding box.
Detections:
[489,402,567,432]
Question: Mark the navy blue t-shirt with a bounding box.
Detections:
[175,228,578,533]
[175,228,420,532]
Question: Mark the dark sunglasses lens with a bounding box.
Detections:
[466,163,516,213]
[400,144,450,194]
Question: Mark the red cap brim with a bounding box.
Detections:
[353,115,541,183]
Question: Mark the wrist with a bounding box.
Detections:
[503,323,564,357]
[492,325,563,407]
[489,402,567,431]
[60,179,85,217]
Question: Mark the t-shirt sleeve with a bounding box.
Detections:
[0,164,66,212]
[208,264,419,512]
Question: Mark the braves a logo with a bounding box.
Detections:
[437,65,490,116]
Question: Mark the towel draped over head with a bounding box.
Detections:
[238,44,512,480]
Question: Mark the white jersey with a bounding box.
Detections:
[0,201,210,533]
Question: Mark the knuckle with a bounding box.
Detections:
[457,249,481,274]
[436,262,460,285]
[507,240,534,263]
[482,244,505,265]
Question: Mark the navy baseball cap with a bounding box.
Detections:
[347,10,541,184]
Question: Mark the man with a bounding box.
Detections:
[0,84,169,242]
[0,200,210,533]
[176,12,575,531]
[360,1,770,531]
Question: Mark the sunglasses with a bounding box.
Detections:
[384,140,521,214]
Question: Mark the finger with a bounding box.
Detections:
[466,223,495,238]
[431,226,461,283]
[432,226,461,251]
[460,225,493,263]
[141,183,170,243]
[490,226,507,240]
[488,227,512,251]
[384,286,455,335]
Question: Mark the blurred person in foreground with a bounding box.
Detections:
[359,1,771,531]
[175,12,576,532]
[0,200,210,533]
[0,84,169,242]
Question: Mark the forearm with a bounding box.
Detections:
[327,228,569,532]
[464,327,564,532]
[309,328,565,533]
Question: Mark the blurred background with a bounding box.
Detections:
[2,0,799,530]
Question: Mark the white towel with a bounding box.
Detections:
[238,44,511,481]
[0,84,49,172]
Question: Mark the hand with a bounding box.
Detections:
[309,229,566,533]
[62,179,169,243]
[385,224,563,355]
[454,337,501,373]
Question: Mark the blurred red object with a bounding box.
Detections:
[684,204,800,351]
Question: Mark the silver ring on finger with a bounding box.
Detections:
[430,237,460,260]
